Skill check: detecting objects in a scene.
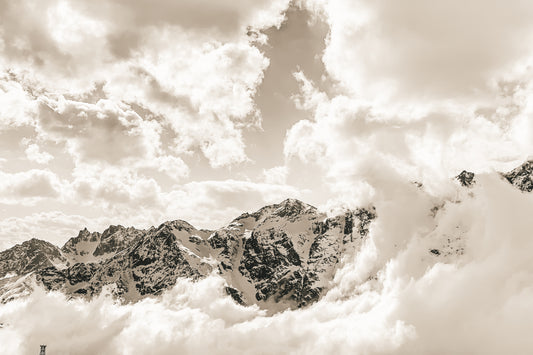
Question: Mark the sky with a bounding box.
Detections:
[2,1,533,354]
[1,0,533,249]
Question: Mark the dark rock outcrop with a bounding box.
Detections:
[0,239,66,278]
[456,170,475,187]
[503,160,533,192]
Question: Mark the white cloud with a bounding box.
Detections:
[311,0,533,112]
[75,0,289,43]
[0,0,291,170]
[164,179,302,229]
[37,97,161,165]
[0,169,64,205]
[263,166,288,184]
[24,143,53,164]
[147,155,190,182]
[104,34,269,168]
[284,71,533,208]
[0,76,37,129]
[70,164,163,212]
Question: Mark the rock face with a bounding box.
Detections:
[35,220,212,302]
[210,199,376,309]
[0,239,67,278]
[0,199,375,310]
[503,160,533,192]
[456,170,475,187]
[61,225,145,263]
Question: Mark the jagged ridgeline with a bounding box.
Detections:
[0,199,375,310]
[1,160,532,310]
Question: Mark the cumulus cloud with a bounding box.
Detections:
[104,35,269,168]
[285,71,533,208]
[0,76,37,129]
[0,0,288,87]
[311,0,533,111]
[24,143,54,164]
[385,174,533,354]
[0,0,291,171]
[148,155,190,182]
[70,164,163,215]
[37,97,161,165]
[263,166,288,184]
[0,169,64,205]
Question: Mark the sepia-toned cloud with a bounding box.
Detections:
[2,2,533,354]
[0,169,64,204]
[311,0,533,111]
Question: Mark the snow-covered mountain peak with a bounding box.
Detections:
[157,219,198,233]
[267,198,316,218]
[0,239,66,280]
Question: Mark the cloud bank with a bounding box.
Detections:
[2,173,533,354]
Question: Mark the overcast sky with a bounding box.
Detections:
[1,0,533,249]
[4,1,533,354]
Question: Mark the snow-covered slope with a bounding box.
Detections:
[0,239,67,303]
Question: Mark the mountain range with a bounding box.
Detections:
[0,160,531,311]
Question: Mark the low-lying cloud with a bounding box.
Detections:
[2,172,533,354]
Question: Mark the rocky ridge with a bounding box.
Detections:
[1,160,531,310]
[0,199,375,310]
[502,160,533,192]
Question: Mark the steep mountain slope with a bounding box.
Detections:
[0,239,68,303]
[35,220,214,302]
[209,199,375,309]
[209,200,375,309]
[0,239,67,278]
[503,160,533,192]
